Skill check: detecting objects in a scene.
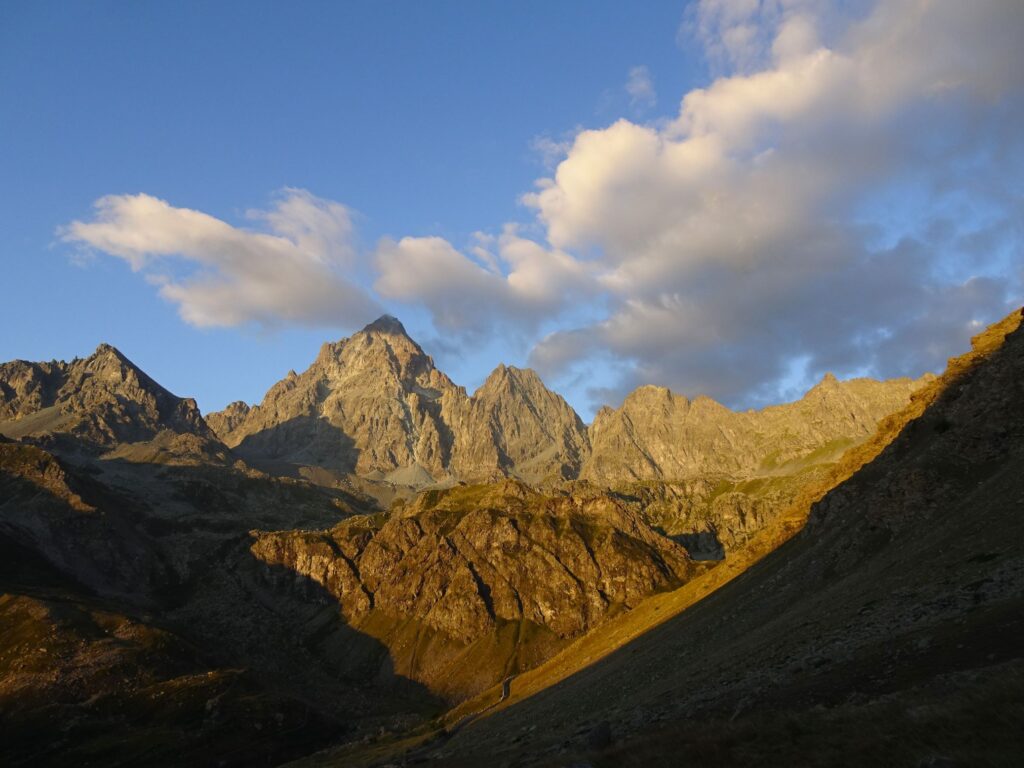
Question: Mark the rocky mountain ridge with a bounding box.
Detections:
[204,315,929,496]
[0,343,215,457]
[328,314,1024,767]
[582,372,930,484]
[0,317,932,560]
[0,317,928,495]
[207,316,590,487]
[250,479,701,700]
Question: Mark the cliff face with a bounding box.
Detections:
[581,373,931,485]
[0,344,215,457]
[422,308,1024,768]
[447,365,590,483]
[249,480,699,699]
[208,315,926,498]
[210,317,589,486]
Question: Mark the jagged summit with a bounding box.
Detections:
[362,313,409,336]
[450,362,590,483]
[478,363,548,393]
[312,314,431,380]
[93,341,123,358]
[0,343,215,454]
[199,318,931,492]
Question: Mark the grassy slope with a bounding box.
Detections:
[297,308,1024,767]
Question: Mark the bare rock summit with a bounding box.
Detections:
[0,343,217,459]
[210,316,588,486]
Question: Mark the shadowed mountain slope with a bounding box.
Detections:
[0,531,341,768]
[304,307,1024,767]
[0,436,443,767]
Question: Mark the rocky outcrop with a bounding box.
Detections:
[252,480,694,643]
[447,365,590,483]
[204,399,250,438]
[0,344,218,460]
[249,480,699,699]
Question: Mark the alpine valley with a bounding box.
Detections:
[1,310,1021,767]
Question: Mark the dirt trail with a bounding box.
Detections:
[402,675,516,763]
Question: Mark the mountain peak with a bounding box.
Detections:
[362,314,408,336]
[805,371,844,399]
[0,343,213,451]
[485,363,540,384]
[92,342,129,363]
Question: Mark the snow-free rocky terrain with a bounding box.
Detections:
[3,312,1015,767]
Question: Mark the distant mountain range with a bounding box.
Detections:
[419,308,1024,768]
[0,314,928,493]
[0,313,933,567]
[5,311,1015,767]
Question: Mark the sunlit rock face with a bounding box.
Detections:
[0,343,222,463]
[250,479,701,699]
[209,316,590,485]
[209,314,927,494]
[581,373,932,485]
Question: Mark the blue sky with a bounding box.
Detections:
[2,1,1021,420]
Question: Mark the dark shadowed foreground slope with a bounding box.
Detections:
[304,308,1024,767]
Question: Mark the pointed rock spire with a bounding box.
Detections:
[362,314,409,336]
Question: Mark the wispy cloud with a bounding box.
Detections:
[530,134,573,170]
[61,190,380,330]
[625,65,656,111]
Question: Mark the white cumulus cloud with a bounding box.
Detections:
[61,189,380,329]
[373,225,593,336]
[525,0,1024,409]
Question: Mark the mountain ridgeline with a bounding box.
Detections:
[0,309,1020,766]
[205,315,591,486]
[0,343,218,460]
[204,315,929,490]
